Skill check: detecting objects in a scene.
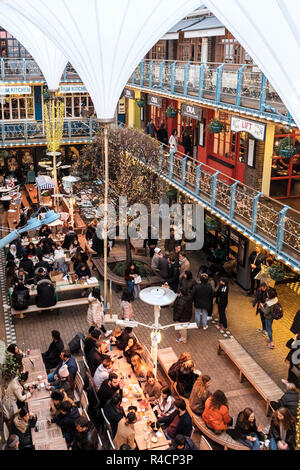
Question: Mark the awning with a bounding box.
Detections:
[183,16,225,38]
[35,175,55,190]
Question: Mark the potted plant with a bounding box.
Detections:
[166,105,177,118]
[205,216,221,231]
[278,137,296,158]
[136,98,145,108]
[208,118,225,134]
[269,263,285,281]
[41,190,51,205]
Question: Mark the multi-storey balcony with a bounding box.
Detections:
[0,118,100,147]
[128,60,294,126]
[0,58,80,83]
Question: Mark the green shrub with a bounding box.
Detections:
[111,260,152,278]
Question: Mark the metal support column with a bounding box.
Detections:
[195,163,203,195]
[276,205,289,252]
[215,63,225,103]
[171,61,177,94]
[169,150,174,179]
[199,64,205,99]
[23,58,26,81]
[259,73,267,113]
[1,58,4,80]
[236,64,246,107]
[230,182,238,220]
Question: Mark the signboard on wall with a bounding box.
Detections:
[181,103,202,121]
[0,85,31,95]
[230,116,266,141]
[124,88,135,100]
[59,85,87,94]
[118,96,125,114]
[147,94,162,108]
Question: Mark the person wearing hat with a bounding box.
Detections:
[191,273,214,330]
[151,247,162,272]
[2,372,34,420]
[49,364,75,400]
[3,434,19,451]
[113,412,137,450]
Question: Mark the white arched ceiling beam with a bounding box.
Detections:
[0,2,67,90]
[3,0,202,120]
[204,0,300,128]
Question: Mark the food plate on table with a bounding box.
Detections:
[151,437,158,443]
[122,398,128,403]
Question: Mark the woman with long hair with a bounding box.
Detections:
[124,337,144,363]
[189,374,211,416]
[227,407,265,450]
[72,246,88,271]
[179,270,196,294]
[143,371,162,403]
[168,352,191,382]
[202,390,232,433]
[87,287,111,337]
[268,407,296,450]
[175,360,199,398]
[130,354,148,384]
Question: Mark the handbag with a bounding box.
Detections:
[134,275,142,284]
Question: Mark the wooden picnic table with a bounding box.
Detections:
[25,183,39,204]
[108,346,169,451]
[22,349,50,403]
[28,398,67,450]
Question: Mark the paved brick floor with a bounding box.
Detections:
[10,241,300,439]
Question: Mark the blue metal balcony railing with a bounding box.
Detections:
[131,143,300,270]
[0,118,100,146]
[129,59,294,126]
[0,58,80,83]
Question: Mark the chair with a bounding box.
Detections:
[82,356,91,375]
[74,358,80,373]
[75,371,84,397]
[97,433,103,450]
[82,409,90,421]
[87,374,100,407]
[190,425,195,439]
[80,390,89,411]
[101,408,112,434]
[106,429,115,450]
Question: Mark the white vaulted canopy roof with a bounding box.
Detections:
[0,3,67,90]
[2,0,300,128]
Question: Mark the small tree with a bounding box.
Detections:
[75,126,162,264]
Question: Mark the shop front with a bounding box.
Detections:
[178,102,204,159]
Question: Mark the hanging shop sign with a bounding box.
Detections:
[147,94,162,108]
[230,116,266,141]
[118,96,125,114]
[181,103,202,121]
[124,88,135,100]
[0,85,31,95]
[59,85,88,94]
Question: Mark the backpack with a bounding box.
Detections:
[271,303,283,320]
[68,332,85,354]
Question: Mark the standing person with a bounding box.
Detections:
[173,289,193,344]
[169,129,178,152]
[178,252,190,281]
[215,278,229,331]
[182,127,192,156]
[87,287,111,338]
[175,360,199,398]
[164,228,180,255]
[157,122,168,146]
[165,256,180,293]
[120,291,134,320]
[202,390,233,434]
[157,252,169,280]
[227,408,265,450]
[248,246,266,295]
[290,309,300,335]
[179,271,196,295]
[146,118,157,138]
[151,247,162,272]
[191,273,214,330]
[113,412,137,450]
[284,334,300,388]
[268,408,296,450]
[42,330,64,371]
[144,225,159,258]
[124,263,140,300]
[189,375,212,416]
[252,282,269,336]
[262,287,282,349]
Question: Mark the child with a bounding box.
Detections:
[121,291,133,320]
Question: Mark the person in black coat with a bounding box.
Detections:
[173,289,193,344]
[38,224,51,238]
[191,274,214,330]
[62,226,78,250]
[11,281,29,311]
[49,400,80,445]
[268,408,296,450]
[98,373,124,407]
[165,399,193,440]
[175,360,199,398]
[248,246,266,295]
[157,254,169,280]
[75,262,91,280]
[19,256,34,281]
[36,279,56,308]
[290,309,300,335]
[42,330,64,370]
[110,326,133,351]
[168,434,198,450]
[252,282,269,334]
[284,334,300,388]
[215,279,229,330]
[165,256,180,293]
[143,225,159,258]
[182,127,192,156]
[10,407,37,450]
[157,122,168,146]
[87,340,110,376]
[71,416,98,450]
[103,393,125,438]
[270,383,299,418]
[227,408,265,450]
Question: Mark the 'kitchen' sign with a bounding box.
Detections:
[181,103,202,121]
[0,85,31,95]
[230,116,266,141]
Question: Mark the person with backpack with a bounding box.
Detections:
[262,287,283,349]
[11,281,29,311]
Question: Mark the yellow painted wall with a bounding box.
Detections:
[261,123,275,196]
[127,90,142,129]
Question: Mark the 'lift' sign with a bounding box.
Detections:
[230,116,266,141]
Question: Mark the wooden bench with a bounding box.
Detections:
[92,255,163,289]
[130,237,147,256]
[157,347,249,451]
[11,297,89,319]
[218,338,283,416]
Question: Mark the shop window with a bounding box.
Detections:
[62,93,95,118]
[0,28,31,58]
[238,132,248,163]
[0,95,34,120]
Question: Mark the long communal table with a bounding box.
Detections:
[108,347,169,451]
[22,349,68,451]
